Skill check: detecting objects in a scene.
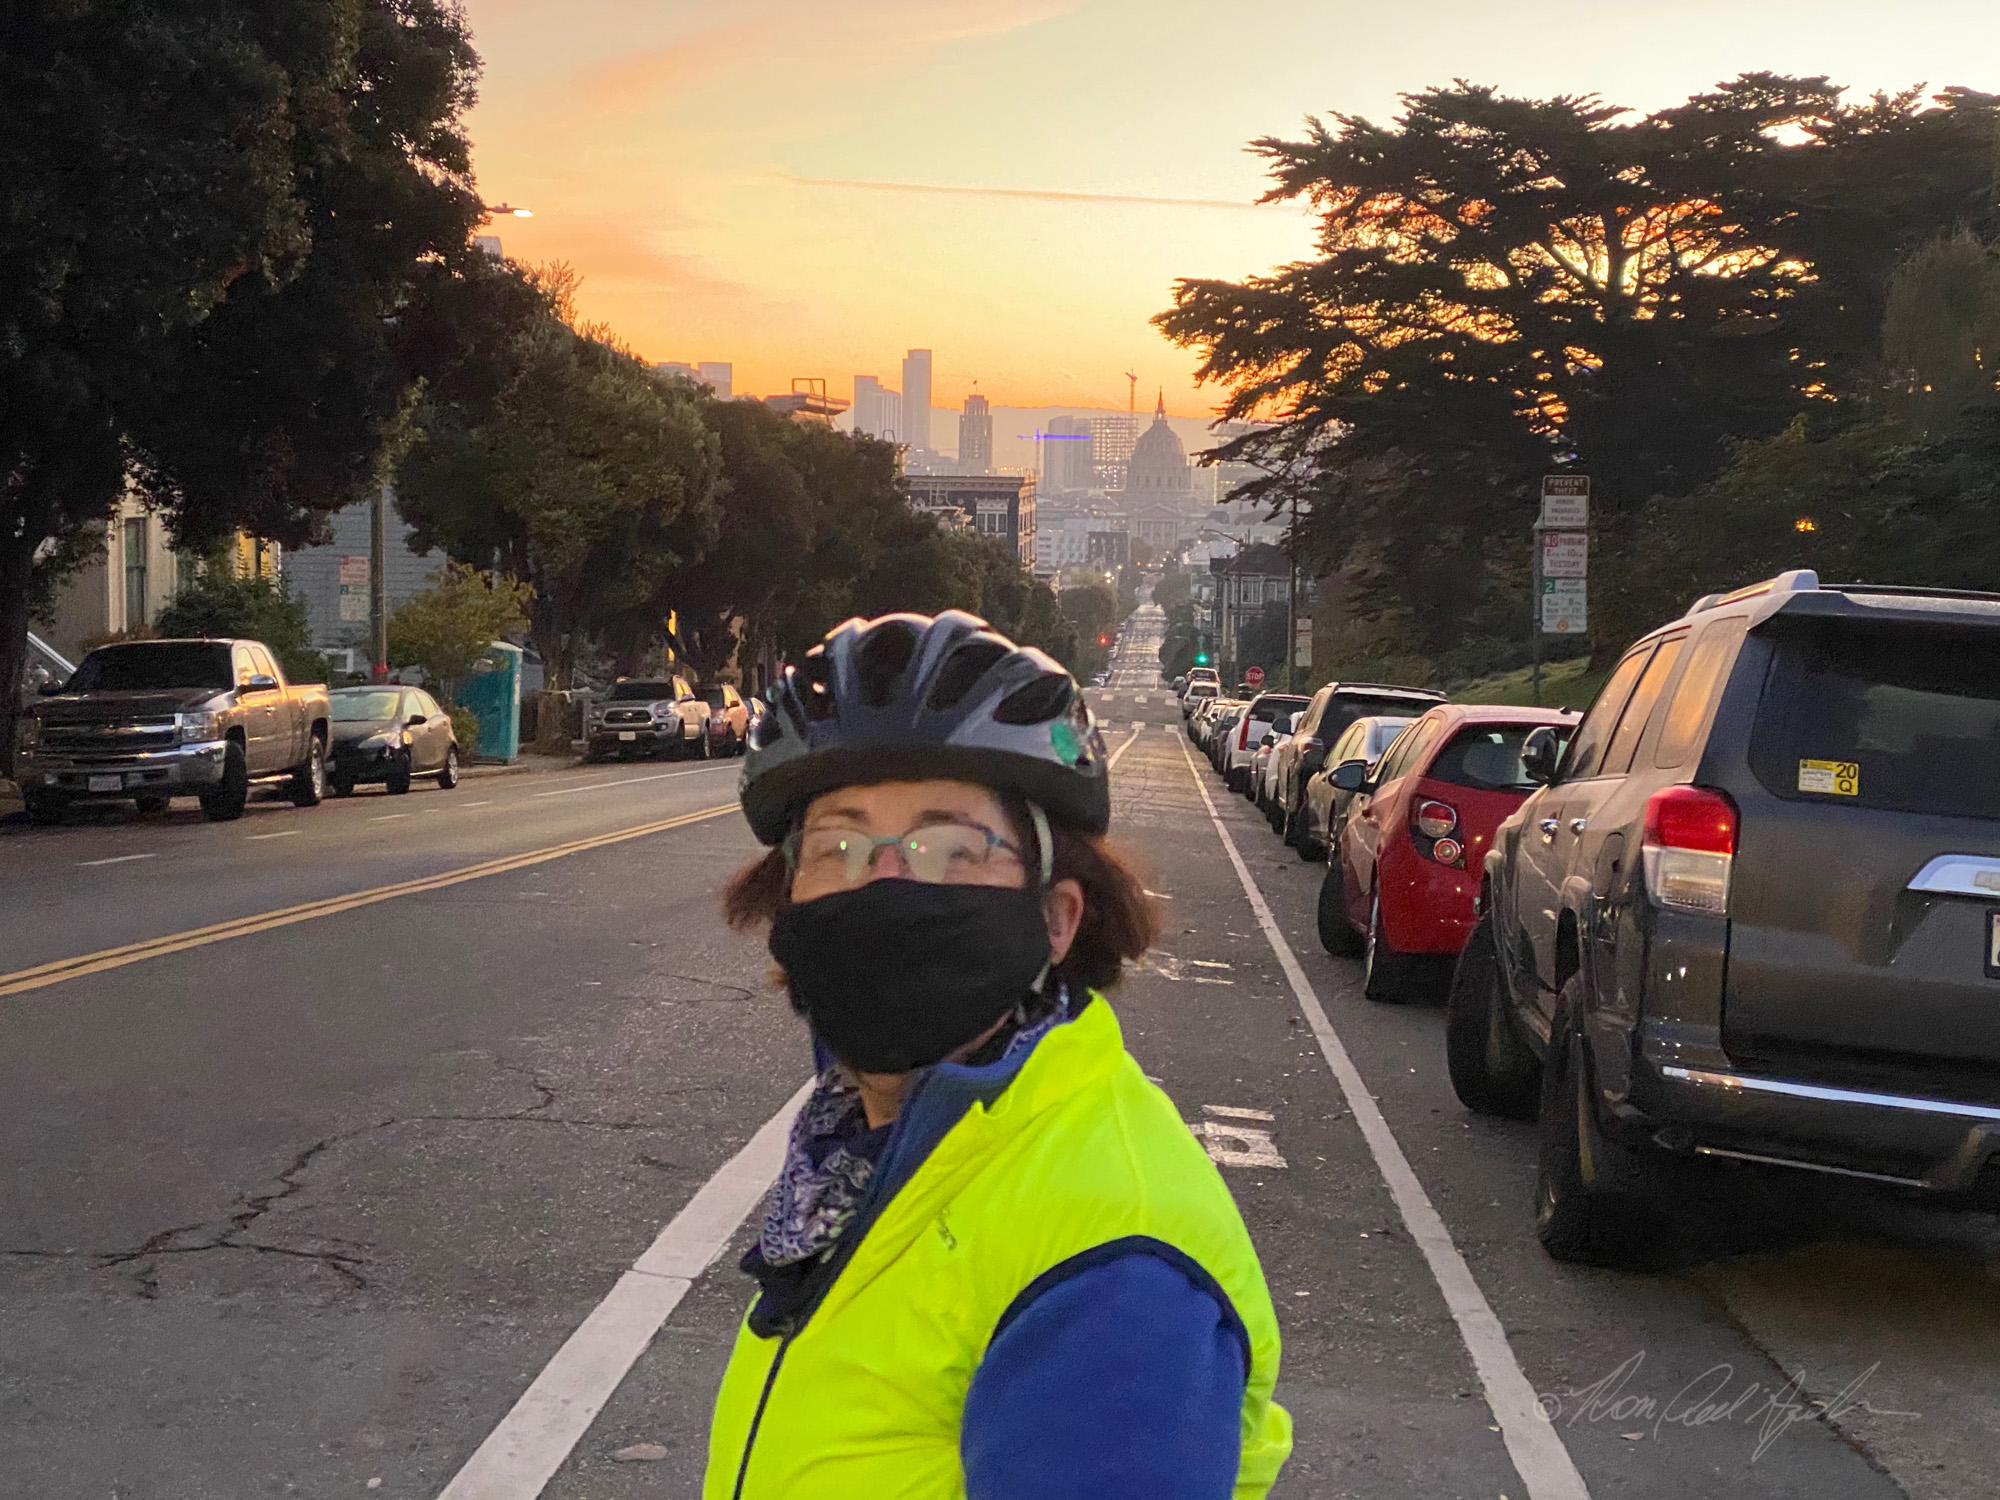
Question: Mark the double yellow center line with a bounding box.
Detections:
[0,804,738,1000]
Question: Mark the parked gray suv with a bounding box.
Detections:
[1450,570,2000,1266]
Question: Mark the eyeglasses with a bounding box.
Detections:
[783,819,1027,890]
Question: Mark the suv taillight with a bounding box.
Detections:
[1238,718,1255,751]
[1641,785,1737,916]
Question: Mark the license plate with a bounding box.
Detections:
[618,730,637,741]
[1988,910,2000,978]
[88,774,122,793]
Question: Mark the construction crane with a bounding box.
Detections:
[1125,371,1138,413]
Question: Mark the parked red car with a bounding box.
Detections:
[1317,704,1575,1002]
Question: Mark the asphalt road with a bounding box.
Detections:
[4,611,1996,1499]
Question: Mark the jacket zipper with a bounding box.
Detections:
[731,1330,794,1500]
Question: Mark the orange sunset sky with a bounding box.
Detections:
[459,0,1998,422]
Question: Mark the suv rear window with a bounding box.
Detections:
[1749,623,2000,819]
[1249,695,1310,722]
[1426,724,1553,792]
[1323,693,1442,743]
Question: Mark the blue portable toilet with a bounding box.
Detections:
[463,642,523,762]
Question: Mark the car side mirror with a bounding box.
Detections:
[1520,726,1562,784]
[1299,738,1329,776]
[407,713,427,726]
[245,673,279,692]
[1330,757,1370,793]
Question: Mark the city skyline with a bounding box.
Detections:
[458,0,1998,416]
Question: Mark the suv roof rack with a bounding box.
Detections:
[1821,582,2000,603]
[1687,569,1818,616]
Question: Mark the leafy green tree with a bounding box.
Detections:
[3,0,483,771]
[397,303,721,690]
[1159,78,2000,666]
[387,562,533,704]
[153,561,327,684]
[1883,229,2000,431]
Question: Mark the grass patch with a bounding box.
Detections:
[1449,654,1607,710]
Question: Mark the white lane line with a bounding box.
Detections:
[370,814,412,822]
[1176,738,1590,1500]
[532,765,734,799]
[77,853,157,868]
[1107,727,1144,770]
[246,830,300,841]
[1130,719,1145,731]
[438,1078,811,1500]
[458,800,493,808]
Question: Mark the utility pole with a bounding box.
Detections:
[370,481,389,684]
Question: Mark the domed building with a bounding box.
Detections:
[1115,391,1199,551]
[1122,391,1192,499]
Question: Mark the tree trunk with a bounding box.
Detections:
[0,528,38,782]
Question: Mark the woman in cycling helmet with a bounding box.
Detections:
[706,610,1291,1500]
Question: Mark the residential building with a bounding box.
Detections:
[284,494,447,671]
[1091,411,1137,489]
[1042,415,1095,494]
[1209,542,1292,673]
[901,349,933,454]
[905,473,1037,568]
[39,497,189,663]
[958,393,993,473]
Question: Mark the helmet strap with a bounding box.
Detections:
[1027,801,1054,885]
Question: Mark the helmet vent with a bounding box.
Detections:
[797,654,837,722]
[855,621,919,708]
[926,640,1009,712]
[995,674,1073,725]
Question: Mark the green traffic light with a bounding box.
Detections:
[1195,653,1209,665]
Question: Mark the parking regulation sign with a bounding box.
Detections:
[1540,529,1588,579]
[1540,475,1589,528]
[1541,578,1588,635]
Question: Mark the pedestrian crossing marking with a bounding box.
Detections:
[1194,1104,1287,1168]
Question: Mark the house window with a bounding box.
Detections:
[123,516,149,629]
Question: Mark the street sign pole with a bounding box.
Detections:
[1534,475,1591,704]
[1530,521,1543,706]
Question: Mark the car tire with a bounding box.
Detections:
[1282,800,1307,850]
[134,794,171,816]
[24,790,68,827]
[385,751,413,795]
[437,746,460,790]
[289,733,327,808]
[331,773,356,798]
[1362,892,1421,1003]
[1295,816,1323,862]
[1534,977,1667,1269]
[1317,857,1366,957]
[1225,767,1244,793]
[200,741,250,822]
[1446,916,1541,1120]
[698,727,713,760]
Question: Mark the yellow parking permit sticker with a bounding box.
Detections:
[1798,759,1859,796]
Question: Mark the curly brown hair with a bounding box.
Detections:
[722,809,1156,994]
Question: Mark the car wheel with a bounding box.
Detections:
[1317,857,1366,957]
[24,790,69,827]
[331,773,356,798]
[200,741,250,822]
[1534,976,1667,1268]
[1445,915,1541,1120]
[385,750,413,795]
[1362,892,1420,1003]
[1295,814,1323,862]
[1282,800,1307,850]
[698,727,713,760]
[437,745,460,790]
[289,733,327,808]
[134,794,171,816]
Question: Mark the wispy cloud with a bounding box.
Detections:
[780,173,1276,213]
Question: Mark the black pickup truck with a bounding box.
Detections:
[1449,571,2000,1265]
[15,639,331,824]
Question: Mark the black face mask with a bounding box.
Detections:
[769,879,1053,1074]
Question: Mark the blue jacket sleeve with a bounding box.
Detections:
[961,1244,1249,1500]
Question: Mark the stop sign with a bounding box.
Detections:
[1245,665,1265,687]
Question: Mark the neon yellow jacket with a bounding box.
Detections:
[704,996,1293,1498]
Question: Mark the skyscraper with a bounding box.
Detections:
[901,349,933,454]
[958,393,992,473]
[852,376,902,439]
[1043,416,1095,493]
[1092,412,1138,489]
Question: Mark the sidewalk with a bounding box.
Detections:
[462,747,585,780]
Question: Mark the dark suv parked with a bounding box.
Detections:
[1450,570,2000,1265]
[1268,681,1446,854]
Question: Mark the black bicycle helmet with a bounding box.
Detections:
[739,610,1109,845]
